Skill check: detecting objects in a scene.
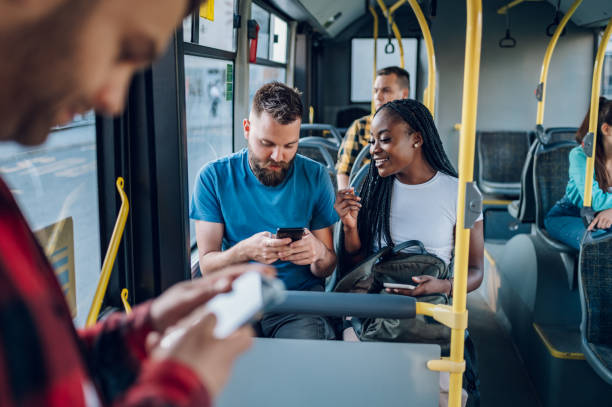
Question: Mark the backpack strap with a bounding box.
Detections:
[391,240,427,255]
[334,246,391,292]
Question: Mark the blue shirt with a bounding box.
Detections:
[190,149,339,290]
[565,145,612,211]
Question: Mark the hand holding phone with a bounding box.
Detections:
[275,227,305,242]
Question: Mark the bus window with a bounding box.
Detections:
[249,64,287,105]
[251,2,271,59]
[270,15,288,63]
[183,15,193,43]
[603,35,612,97]
[0,113,100,327]
[185,56,234,246]
[198,0,237,52]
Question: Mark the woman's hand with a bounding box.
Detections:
[385,275,452,297]
[334,188,361,230]
[588,208,612,231]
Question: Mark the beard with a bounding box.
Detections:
[248,147,294,187]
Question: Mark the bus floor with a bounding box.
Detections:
[468,284,542,406]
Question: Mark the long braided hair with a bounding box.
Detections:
[357,99,457,253]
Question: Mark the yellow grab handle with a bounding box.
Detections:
[121,289,132,314]
[536,0,582,126]
[86,177,130,327]
[408,0,437,116]
[309,106,314,124]
[583,18,612,208]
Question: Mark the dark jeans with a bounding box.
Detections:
[260,284,336,340]
[544,198,611,250]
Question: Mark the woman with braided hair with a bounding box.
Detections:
[334,98,484,298]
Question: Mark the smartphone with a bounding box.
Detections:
[160,271,286,347]
[276,227,305,242]
[383,282,416,290]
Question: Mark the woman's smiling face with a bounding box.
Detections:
[369,108,423,178]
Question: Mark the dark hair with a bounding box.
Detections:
[576,97,612,190]
[357,99,457,253]
[252,82,303,125]
[376,66,411,91]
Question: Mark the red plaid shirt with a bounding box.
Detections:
[0,177,210,407]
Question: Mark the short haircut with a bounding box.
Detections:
[376,66,410,90]
[252,82,303,125]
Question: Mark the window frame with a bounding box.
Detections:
[251,0,291,73]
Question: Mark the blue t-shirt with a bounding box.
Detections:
[190,149,339,290]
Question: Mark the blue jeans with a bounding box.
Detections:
[544,198,611,250]
[260,284,336,340]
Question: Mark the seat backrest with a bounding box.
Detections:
[300,123,343,146]
[544,127,578,144]
[514,140,539,222]
[348,145,371,184]
[579,233,612,347]
[477,131,531,185]
[533,141,577,229]
[297,137,338,190]
[336,106,370,129]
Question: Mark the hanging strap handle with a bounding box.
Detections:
[499,12,516,48]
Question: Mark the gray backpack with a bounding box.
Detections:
[334,240,452,351]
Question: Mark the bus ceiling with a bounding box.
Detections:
[543,0,612,27]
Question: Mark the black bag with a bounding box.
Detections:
[334,240,452,351]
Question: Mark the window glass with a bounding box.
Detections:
[185,56,234,245]
[251,3,270,59]
[199,0,236,51]
[270,15,288,63]
[350,38,419,102]
[183,15,192,43]
[249,64,286,105]
[602,37,612,98]
[0,113,100,328]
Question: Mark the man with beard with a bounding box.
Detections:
[191,82,338,339]
[0,0,263,406]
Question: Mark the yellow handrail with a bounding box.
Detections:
[497,0,527,15]
[121,288,132,314]
[407,0,437,116]
[86,177,130,327]
[583,19,612,208]
[536,0,582,127]
[370,5,379,115]
[376,0,405,69]
[450,1,482,405]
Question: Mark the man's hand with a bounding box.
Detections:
[385,275,451,297]
[150,313,252,399]
[334,188,361,230]
[588,208,612,231]
[277,229,327,266]
[237,231,292,264]
[149,264,275,333]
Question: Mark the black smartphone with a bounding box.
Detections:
[276,227,305,242]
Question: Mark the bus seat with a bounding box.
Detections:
[336,106,370,129]
[476,131,531,197]
[300,123,343,147]
[348,144,370,185]
[536,127,578,145]
[216,338,440,407]
[533,140,578,253]
[297,137,338,190]
[579,232,612,385]
[508,140,539,222]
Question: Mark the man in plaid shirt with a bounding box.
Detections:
[336,67,411,190]
[0,0,266,406]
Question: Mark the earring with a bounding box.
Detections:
[413,143,419,148]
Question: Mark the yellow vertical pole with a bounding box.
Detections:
[450,1,482,405]
[370,5,379,115]
[407,0,437,117]
[536,0,582,127]
[583,19,612,208]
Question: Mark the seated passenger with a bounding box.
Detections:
[336,66,411,190]
[335,99,484,297]
[334,99,483,407]
[544,97,612,250]
[190,82,338,340]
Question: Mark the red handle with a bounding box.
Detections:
[249,24,260,63]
